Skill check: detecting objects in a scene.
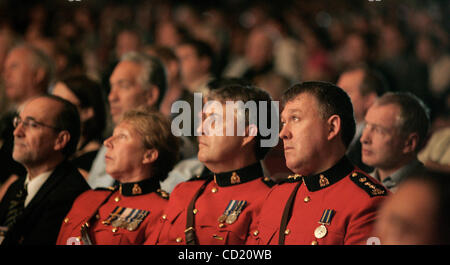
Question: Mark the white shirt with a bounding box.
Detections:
[24,170,53,207]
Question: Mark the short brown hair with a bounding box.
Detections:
[205,84,275,159]
[282,81,356,148]
[121,107,180,180]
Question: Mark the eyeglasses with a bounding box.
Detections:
[13,116,60,131]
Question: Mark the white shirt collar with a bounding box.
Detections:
[24,170,53,207]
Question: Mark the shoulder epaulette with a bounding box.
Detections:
[349,172,387,197]
[156,188,169,200]
[261,176,276,188]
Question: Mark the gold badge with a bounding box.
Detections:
[132,184,142,195]
[230,172,241,184]
[319,174,330,187]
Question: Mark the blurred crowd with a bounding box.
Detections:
[0,0,449,245]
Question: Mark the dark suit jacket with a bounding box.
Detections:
[0,160,90,245]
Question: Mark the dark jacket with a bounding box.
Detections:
[0,160,90,245]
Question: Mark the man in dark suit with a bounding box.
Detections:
[0,95,90,245]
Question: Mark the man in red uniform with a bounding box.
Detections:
[247,81,388,245]
[145,84,276,245]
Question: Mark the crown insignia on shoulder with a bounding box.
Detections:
[349,172,387,197]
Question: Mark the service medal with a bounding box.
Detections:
[314,224,327,239]
[226,212,238,224]
[127,221,139,231]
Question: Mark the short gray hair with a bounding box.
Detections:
[375,92,430,152]
[11,43,55,90]
[120,51,167,108]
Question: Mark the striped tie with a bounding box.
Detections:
[3,185,28,228]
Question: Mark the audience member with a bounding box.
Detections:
[57,107,179,245]
[0,44,54,190]
[337,65,388,172]
[248,82,388,245]
[145,84,276,245]
[0,95,90,245]
[361,92,430,192]
[375,170,450,244]
[52,75,107,178]
[88,51,166,189]
[175,38,215,94]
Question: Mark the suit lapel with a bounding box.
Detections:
[23,161,70,213]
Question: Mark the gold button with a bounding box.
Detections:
[64,217,69,223]
[211,187,218,193]
[95,214,100,219]
[193,209,198,214]
[304,196,310,203]
[352,172,358,177]
[112,227,118,233]
[114,196,120,202]
[176,237,183,243]
[311,240,318,245]
[284,229,290,235]
[162,214,167,220]
[253,230,259,236]
[218,223,225,228]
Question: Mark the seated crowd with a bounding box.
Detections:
[0,1,449,245]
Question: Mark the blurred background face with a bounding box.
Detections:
[176,44,205,84]
[13,97,61,167]
[52,82,80,108]
[3,47,36,104]
[360,104,405,169]
[108,61,147,124]
[115,31,140,59]
[337,69,366,123]
[245,29,273,68]
[375,179,438,244]
[104,121,147,181]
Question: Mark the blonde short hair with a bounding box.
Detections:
[121,107,180,180]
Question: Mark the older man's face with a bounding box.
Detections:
[12,97,62,167]
[109,61,148,124]
[3,47,38,104]
[360,103,406,170]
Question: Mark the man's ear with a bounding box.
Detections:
[241,124,258,147]
[402,132,418,154]
[54,130,71,151]
[327,114,341,141]
[33,67,46,85]
[145,85,160,107]
[143,149,159,165]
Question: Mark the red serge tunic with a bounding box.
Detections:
[145,163,275,245]
[247,156,389,245]
[57,178,169,245]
